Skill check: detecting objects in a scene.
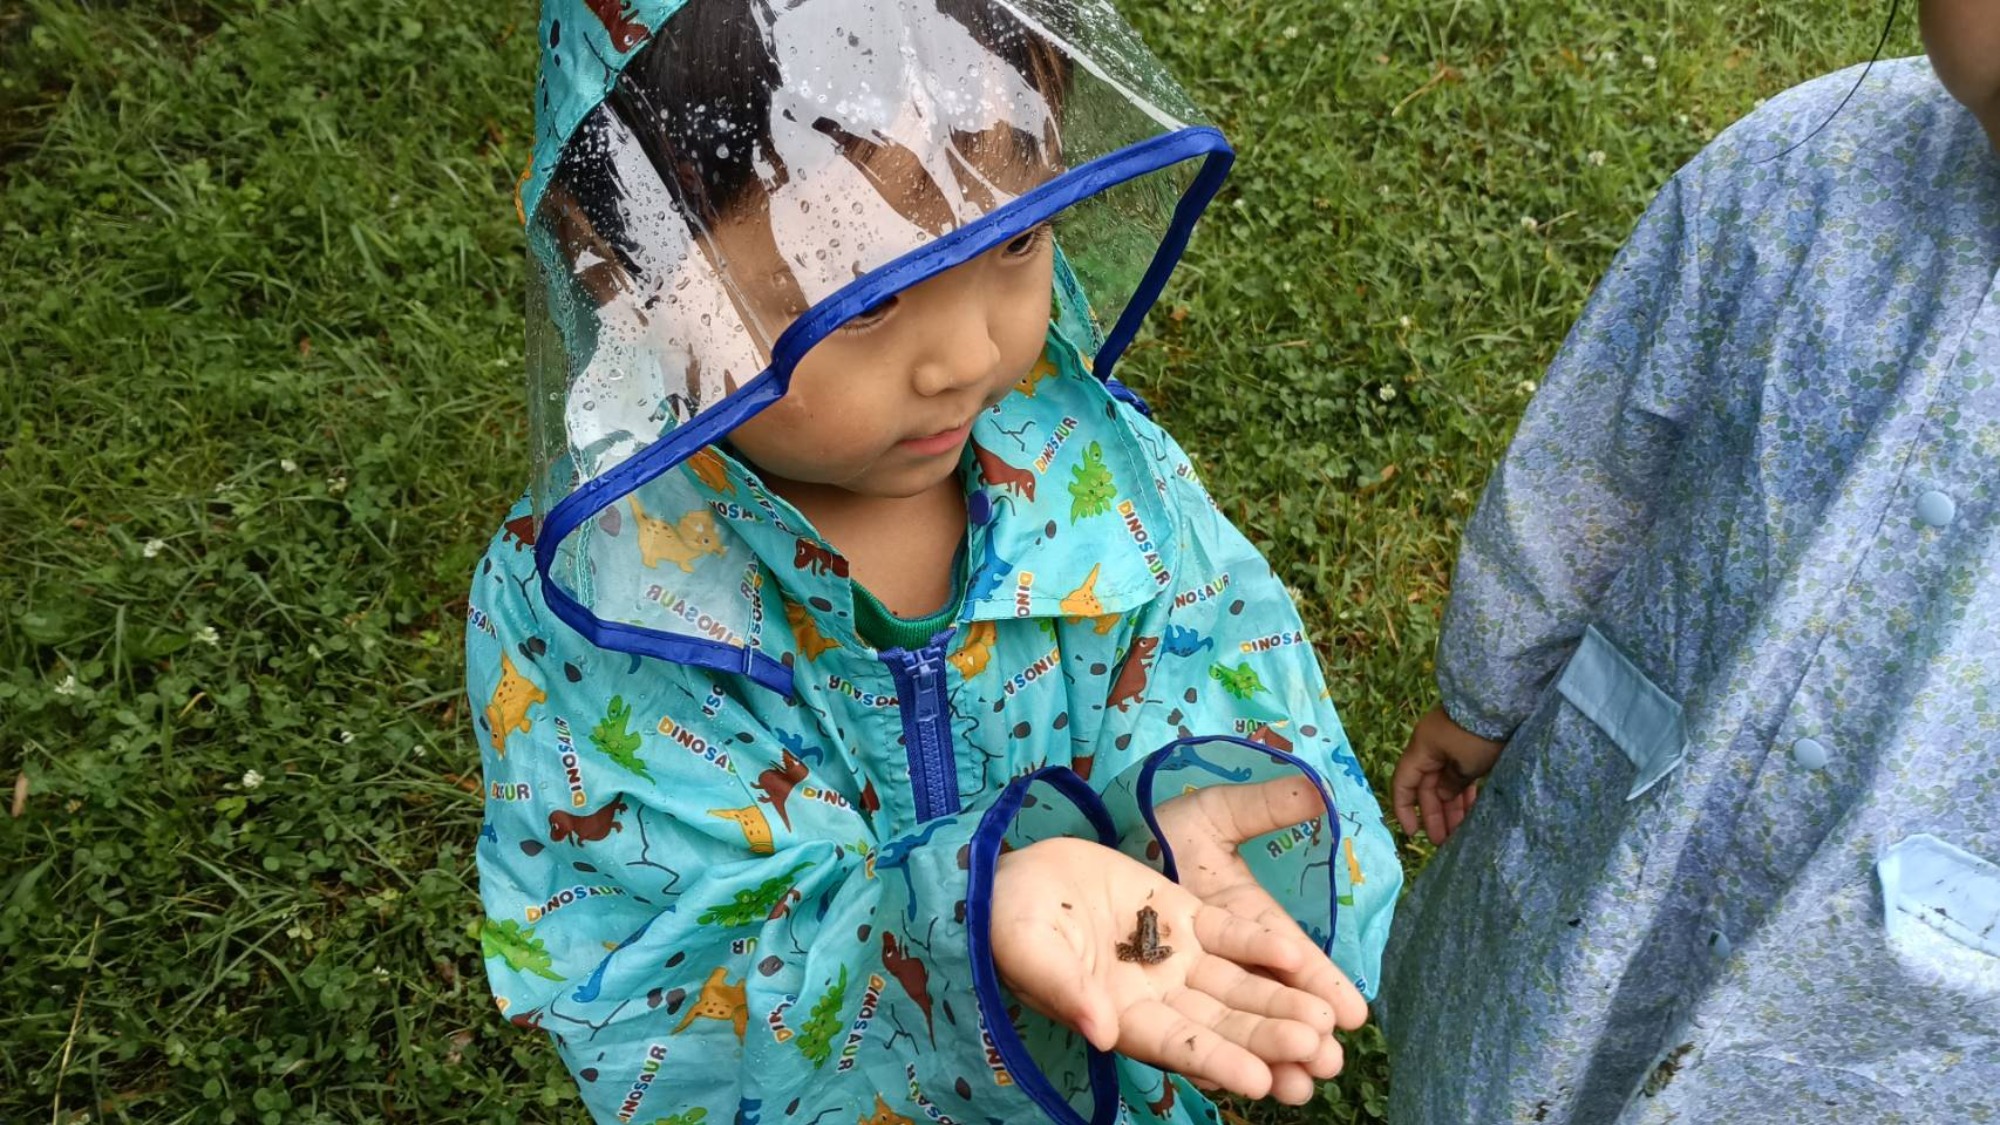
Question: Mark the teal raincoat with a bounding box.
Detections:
[471,2,1400,1122]
[471,328,1400,1124]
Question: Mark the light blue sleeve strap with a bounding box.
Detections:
[1555,625,1688,800]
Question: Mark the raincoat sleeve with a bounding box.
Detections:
[1437,171,1709,741]
[1086,425,1404,1002]
[468,504,1122,1125]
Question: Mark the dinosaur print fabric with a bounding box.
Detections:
[470,329,1402,1125]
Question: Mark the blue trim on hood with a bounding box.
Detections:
[533,365,794,697]
[1134,735,1346,956]
[532,127,1232,693]
[772,126,1234,385]
[967,767,1120,1125]
[1093,132,1234,381]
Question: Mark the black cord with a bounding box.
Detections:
[1757,0,1904,163]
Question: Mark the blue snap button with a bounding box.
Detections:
[1917,489,1957,528]
[1792,737,1829,770]
[1708,930,1732,958]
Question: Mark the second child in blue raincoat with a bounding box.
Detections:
[468,2,1401,1123]
[1385,2,2000,1121]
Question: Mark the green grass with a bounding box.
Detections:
[0,0,1916,1121]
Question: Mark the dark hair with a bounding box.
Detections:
[605,1,785,224]
[602,0,1072,225]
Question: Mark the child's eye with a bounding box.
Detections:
[1002,224,1052,259]
[840,294,898,333]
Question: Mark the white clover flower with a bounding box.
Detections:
[242,769,265,790]
[1378,384,1398,402]
[1398,314,1414,331]
[1587,150,1608,167]
[1377,183,1392,197]
[280,458,299,474]
[1642,54,1658,70]
[338,730,356,745]
[1283,25,1299,39]
[1601,50,1618,67]
[195,626,220,646]
[1519,378,1539,395]
[1521,216,1539,232]
[326,476,349,496]
[373,966,392,981]
[53,674,79,697]
[1677,113,1691,126]
[143,538,167,559]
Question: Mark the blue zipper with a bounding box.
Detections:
[881,627,960,822]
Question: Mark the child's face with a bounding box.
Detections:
[715,217,1057,499]
[1922,0,2000,149]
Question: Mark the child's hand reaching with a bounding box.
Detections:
[990,837,1339,1101]
[1149,777,1370,1105]
[1390,706,1506,844]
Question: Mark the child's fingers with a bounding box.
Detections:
[1163,982,1323,1063]
[1390,747,1427,837]
[1202,872,1370,1030]
[1114,997,1275,1099]
[1070,987,1120,1053]
[1417,773,1450,845]
[1209,776,1328,847]
[1266,1061,1317,1106]
[1305,1031,1345,1079]
[1265,944,1368,1031]
[1182,955,1336,1034]
[991,917,1116,1050]
[1443,786,1474,839]
[1045,969,1119,1052]
[1191,903,1308,976]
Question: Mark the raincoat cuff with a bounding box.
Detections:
[1436,674,1533,743]
[966,767,1122,1125]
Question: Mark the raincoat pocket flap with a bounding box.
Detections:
[1555,625,1687,800]
[1879,834,2000,960]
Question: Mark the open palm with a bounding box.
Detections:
[1150,777,1370,1104]
[989,837,1338,1100]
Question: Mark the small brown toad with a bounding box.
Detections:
[1115,906,1172,964]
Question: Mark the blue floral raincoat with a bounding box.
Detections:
[1383,59,2000,1125]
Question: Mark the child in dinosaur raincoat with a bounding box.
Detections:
[468,2,1400,1123]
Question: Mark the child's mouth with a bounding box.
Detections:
[900,421,973,456]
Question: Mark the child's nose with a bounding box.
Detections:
[910,306,1001,398]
